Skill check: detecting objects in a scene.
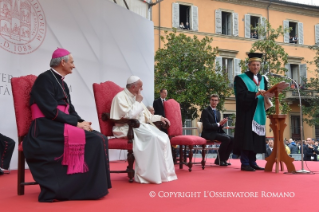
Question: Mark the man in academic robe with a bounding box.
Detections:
[233,52,268,171]
[200,94,234,166]
[110,76,177,184]
[23,48,111,202]
[0,133,15,175]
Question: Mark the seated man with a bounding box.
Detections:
[265,139,273,158]
[200,94,234,166]
[23,48,111,202]
[0,133,15,175]
[147,105,155,115]
[110,76,177,184]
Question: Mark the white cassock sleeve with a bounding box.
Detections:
[110,93,144,120]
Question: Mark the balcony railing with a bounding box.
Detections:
[285,89,318,100]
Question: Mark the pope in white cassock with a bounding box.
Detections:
[110,76,178,184]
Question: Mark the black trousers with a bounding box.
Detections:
[214,133,234,161]
[0,133,16,170]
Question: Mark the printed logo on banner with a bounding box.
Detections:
[0,0,46,55]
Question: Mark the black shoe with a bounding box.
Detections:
[214,158,220,165]
[241,165,255,171]
[219,161,228,166]
[250,165,265,170]
[0,169,3,175]
[226,162,231,165]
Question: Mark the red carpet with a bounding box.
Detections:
[1,159,319,212]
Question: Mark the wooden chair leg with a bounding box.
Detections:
[201,145,206,170]
[17,150,25,195]
[172,146,177,164]
[188,146,193,172]
[126,150,135,183]
[179,145,183,169]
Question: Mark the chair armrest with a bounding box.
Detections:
[153,121,169,130]
[102,113,140,143]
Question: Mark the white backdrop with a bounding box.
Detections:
[0,0,154,169]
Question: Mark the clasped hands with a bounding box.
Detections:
[219,117,228,127]
[77,121,93,132]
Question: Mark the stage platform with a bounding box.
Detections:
[1,159,318,212]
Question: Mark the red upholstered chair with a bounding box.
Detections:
[164,99,207,172]
[93,81,139,182]
[11,75,38,195]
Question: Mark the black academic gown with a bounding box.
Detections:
[23,70,111,202]
[233,71,268,155]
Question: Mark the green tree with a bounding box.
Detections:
[240,19,291,115]
[302,45,319,126]
[154,31,232,121]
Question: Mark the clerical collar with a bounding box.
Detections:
[161,98,166,101]
[51,68,65,80]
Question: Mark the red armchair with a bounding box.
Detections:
[164,99,207,172]
[93,81,139,182]
[11,75,38,195]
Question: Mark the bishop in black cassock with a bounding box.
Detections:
[23,48,111,202]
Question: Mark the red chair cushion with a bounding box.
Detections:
[93,81,124,136]
[163,99,183,136]
[170,135,206,146]
[108,138,133,150]
[11,75,37,138]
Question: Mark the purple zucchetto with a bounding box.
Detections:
[52,48,70,59]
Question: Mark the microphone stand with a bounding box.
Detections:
[268,73,310,174]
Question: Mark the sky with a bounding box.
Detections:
[281,0,319,6]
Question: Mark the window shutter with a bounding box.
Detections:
[315,24,319,45]
[259,17,266,40]
[172,3,179,28]
[232,13,238,36]
[285,64,291,78]
[215,10,222,34]
[298,22,304,45]
[227,59,234,86]
[234,58,242,76]
[283,20,289,43]
[245,14,251,38]
[299,64,307,85]
[215,56,222,74]
[192,6,198,31]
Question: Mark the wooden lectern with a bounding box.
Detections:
[264,81,296,173]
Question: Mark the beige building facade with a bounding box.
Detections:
[152,0,319,140]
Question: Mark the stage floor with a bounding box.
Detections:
[1,159,318,212]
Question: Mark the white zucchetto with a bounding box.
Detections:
[127,76,140,84]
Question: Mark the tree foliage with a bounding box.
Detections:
[154,30,232,121]
[302,45,319,126]
[240,19,291,115]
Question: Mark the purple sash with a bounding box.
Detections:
[31,104,88,174]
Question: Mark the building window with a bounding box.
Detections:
[222,12,232,35]
[291,115,301,140]
[250,16,260,39]
[215,10,238,36]
[222,58,234,84]
[179,5,191,30]
[183,119,192,135]
[284,20,303,44]
[215,56,241,86]
[172,3,198,31]
[223,114,234,137]
[285,63,307,86]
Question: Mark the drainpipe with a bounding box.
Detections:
[267,0,272,38]
[159,1,161,49]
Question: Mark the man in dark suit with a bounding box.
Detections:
[200,94,234,166]
[153,88,167,119]
[304,138,319,161]
[265,139,273,158]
